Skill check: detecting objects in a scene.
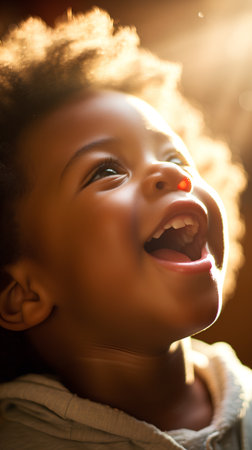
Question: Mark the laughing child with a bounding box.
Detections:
[0,8,251,450]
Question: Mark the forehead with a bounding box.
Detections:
[18,91,175,168]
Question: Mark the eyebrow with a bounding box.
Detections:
[60,136,116,180]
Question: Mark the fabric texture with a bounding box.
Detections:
[0,339,252,450]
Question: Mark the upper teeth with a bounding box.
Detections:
[151,215,199,240]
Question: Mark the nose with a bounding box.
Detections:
[141,162,192,199]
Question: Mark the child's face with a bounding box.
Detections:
[17,91,227,351]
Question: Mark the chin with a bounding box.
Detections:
[175,270,223,340]
[189,281,223,338]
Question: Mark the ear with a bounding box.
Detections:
[0,261,54,331]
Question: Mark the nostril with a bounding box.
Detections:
[155,176,192,192]
[156,181,164,190]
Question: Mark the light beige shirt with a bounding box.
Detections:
[0,340,252,450]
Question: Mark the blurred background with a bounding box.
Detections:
[1,0,252,367]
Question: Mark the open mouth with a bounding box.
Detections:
[144,214,206,263]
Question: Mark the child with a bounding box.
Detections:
[0,8,250,450]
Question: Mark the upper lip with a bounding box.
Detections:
[144,198,208,244]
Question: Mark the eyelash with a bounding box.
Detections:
[84,157,125,187]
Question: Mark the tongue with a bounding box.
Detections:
[151,249,191,263]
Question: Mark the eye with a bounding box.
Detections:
[84,157,126,187]
[165,152,188,167]
[168,155,184,165]
[91,166,118,182]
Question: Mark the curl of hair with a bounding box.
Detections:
[0,8,246,380]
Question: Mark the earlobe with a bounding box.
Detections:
[0,276,53,332]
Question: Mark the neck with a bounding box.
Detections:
[66,338,191,398]
[29,320,213,432]
[55,338,211,431]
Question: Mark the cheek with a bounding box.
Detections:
[62,191,139,296]
[54,198,144,345]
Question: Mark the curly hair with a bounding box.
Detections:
[0,8,246,380]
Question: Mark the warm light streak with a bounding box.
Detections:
[153,1,252,159]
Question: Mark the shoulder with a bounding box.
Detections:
[0,418,110,450]
[0,419,64,450]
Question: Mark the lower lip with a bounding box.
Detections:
[149,245,214,274]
